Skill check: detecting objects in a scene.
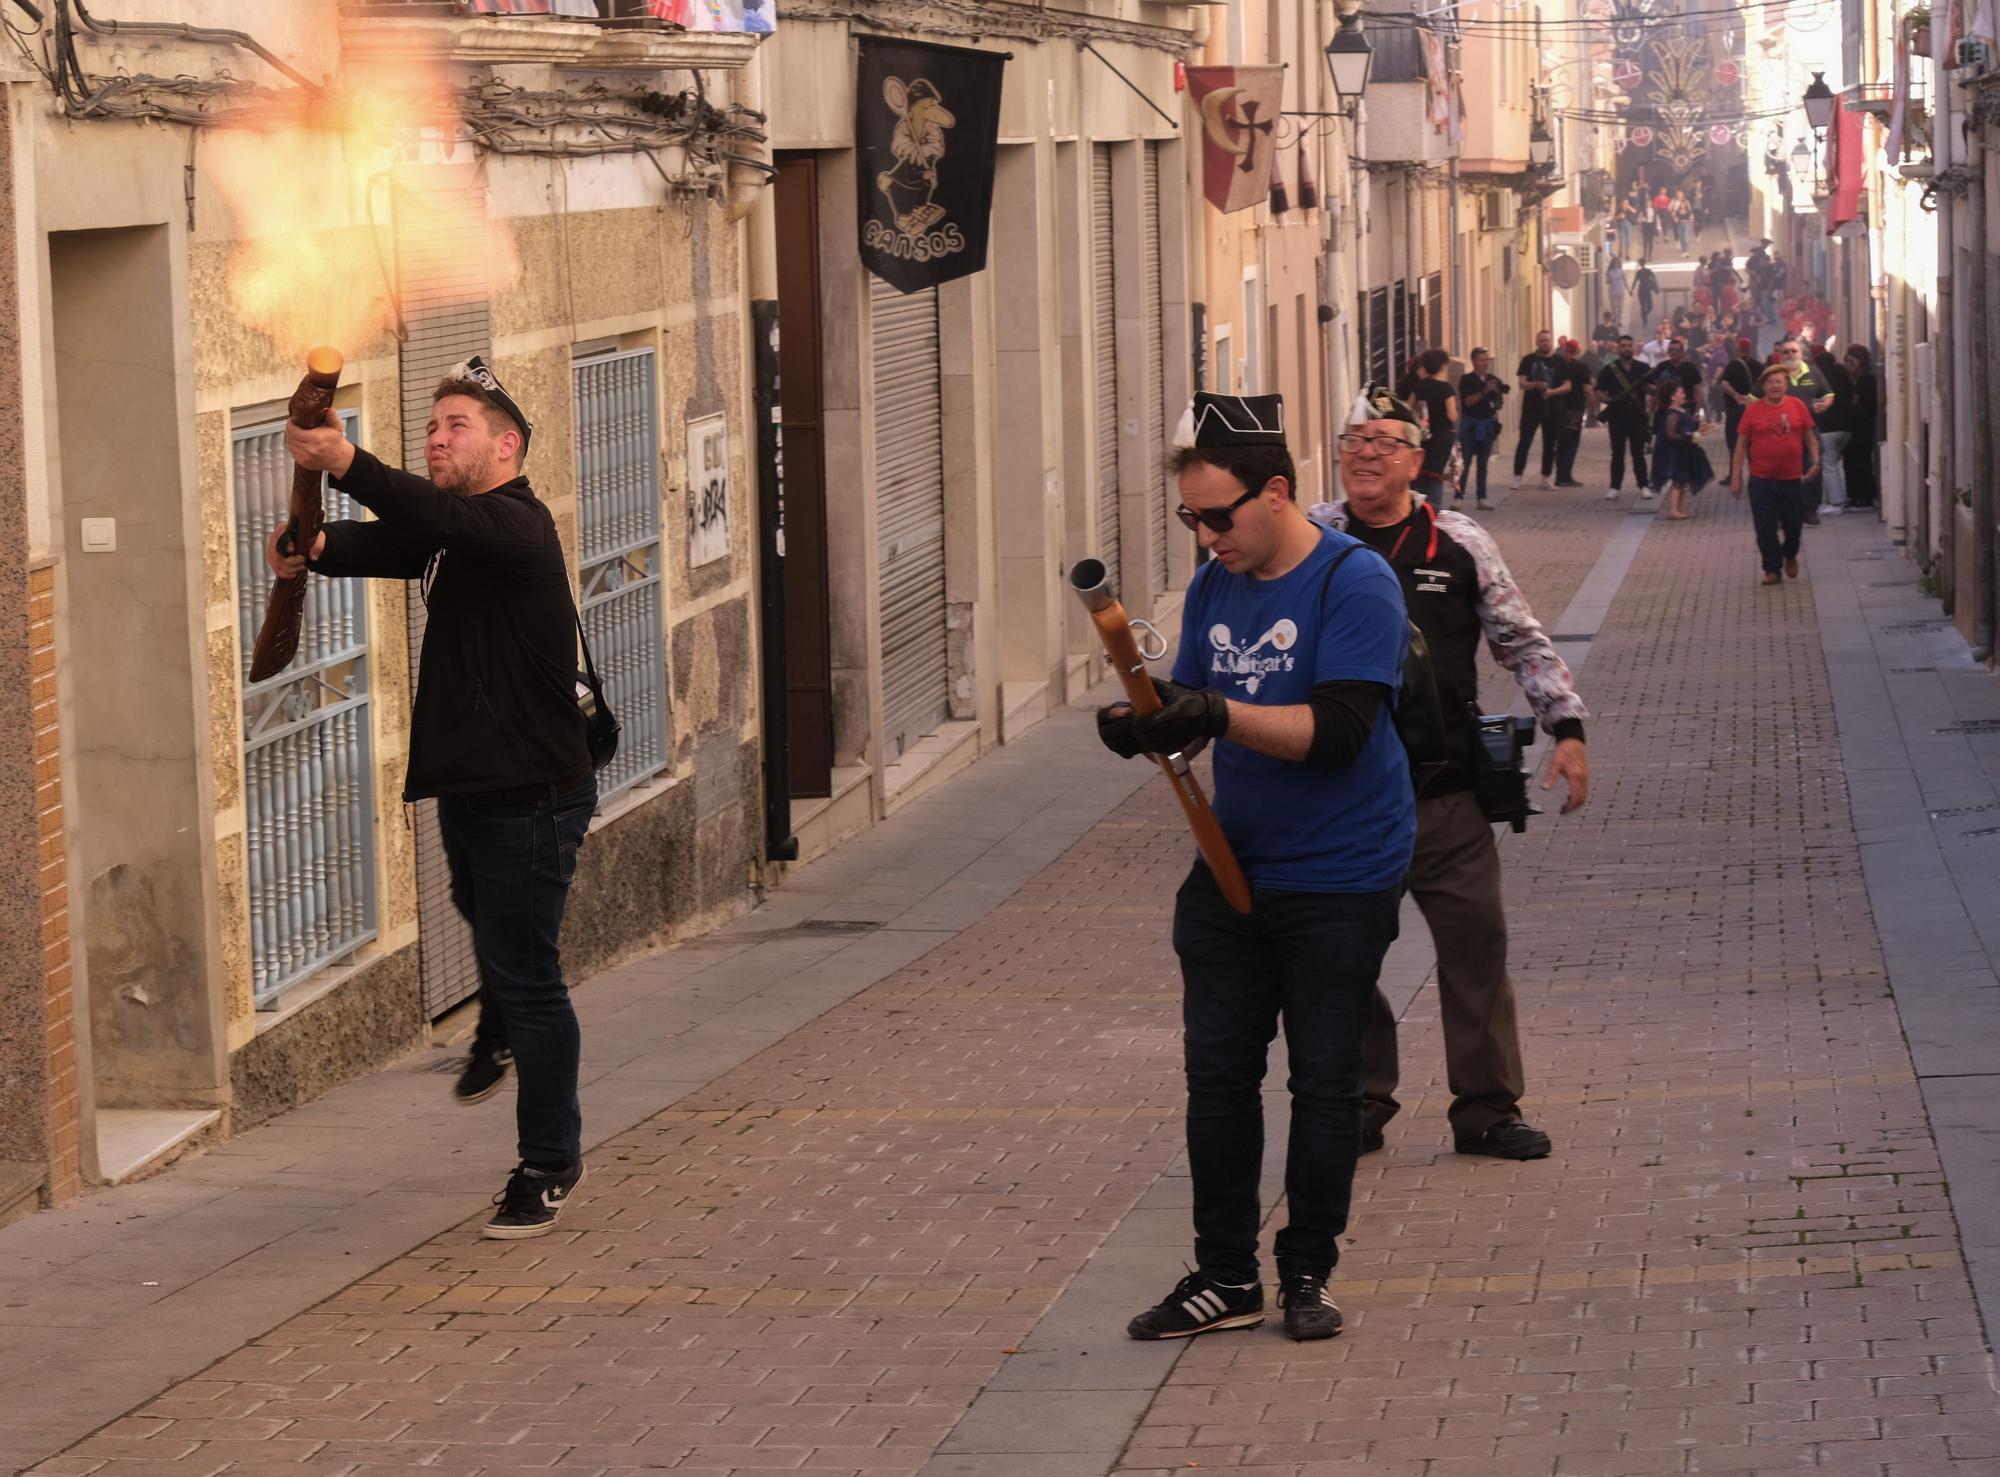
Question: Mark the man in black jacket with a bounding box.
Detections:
[272,359,597,1240]
[1312,451,1591,1161]
[1595,335,1652,501]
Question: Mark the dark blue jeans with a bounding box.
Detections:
[438,777,597,1168]
[1747,476,1806,574]
[1459,424,1495,500]
[1172,865,1404,1283]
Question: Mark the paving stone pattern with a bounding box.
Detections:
[28,451,2000,1476]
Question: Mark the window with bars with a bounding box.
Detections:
[574,347,668,801]
[233,410,378,1006]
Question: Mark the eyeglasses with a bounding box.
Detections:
[1336,431,1417,458]
[1175,485,1263,534]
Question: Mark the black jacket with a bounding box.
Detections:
[310,449,591,801]
[1320,499,1587,795]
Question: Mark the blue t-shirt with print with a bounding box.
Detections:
[1171,526,1416,894]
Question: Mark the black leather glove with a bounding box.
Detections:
[1096,679,1228,759]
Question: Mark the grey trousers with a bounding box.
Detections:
[1361,789,1526,1139]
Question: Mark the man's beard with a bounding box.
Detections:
[431,446,495,494]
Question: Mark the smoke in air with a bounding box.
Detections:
[206,60,520,361]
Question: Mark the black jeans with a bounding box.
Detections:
[1513,397,1553,478]
[1607,416,1649,490]
[1747,476,1805,574]
[438,777,598,1168]
[1554,420,1582,483]
[1173,865,1404,1283]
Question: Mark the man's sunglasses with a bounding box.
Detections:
[1175,485,1261,534]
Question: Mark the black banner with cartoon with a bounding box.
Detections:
[855,37,1005,293]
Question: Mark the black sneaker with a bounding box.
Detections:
[1277,1270,1344,1341]
[482,1161,586,1240]
[1126,1271,1264,1340]
[1454,1121,1553,1160]
[452,1045,512,1105]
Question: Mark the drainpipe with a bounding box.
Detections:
[1967,110,1993,660]
[741,50,798,863]
[1934,82,1956,597]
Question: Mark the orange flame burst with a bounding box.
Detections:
[206,58,520,362]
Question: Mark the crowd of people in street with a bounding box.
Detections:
[1387,247,1882,584]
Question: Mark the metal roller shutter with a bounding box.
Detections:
[393,171,493,1020]
[1091,146,1120,579]
[1142,144,1167,592]
[871,278,949,759]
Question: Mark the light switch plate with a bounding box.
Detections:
[80,517,116,552]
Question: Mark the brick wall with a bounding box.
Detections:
[30,564,78,1204]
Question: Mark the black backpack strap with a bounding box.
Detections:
[1315,535,1451,796]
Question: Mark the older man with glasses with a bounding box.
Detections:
[1313,384,1589,1167]
[1099,389,1415,1345]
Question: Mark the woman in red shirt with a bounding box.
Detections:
[1730,364,1822,584]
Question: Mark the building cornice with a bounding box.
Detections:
[338,18,761,72]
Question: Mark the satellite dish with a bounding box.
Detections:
[1547,252,1582,290]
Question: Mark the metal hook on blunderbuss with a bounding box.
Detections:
[1069,558,1254,914]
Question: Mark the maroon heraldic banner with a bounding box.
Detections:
[1185,65,1286,215]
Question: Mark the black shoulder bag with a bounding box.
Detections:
[573,608,621,773]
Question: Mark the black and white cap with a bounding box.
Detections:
[446,355,534,458]
[1172,392,1287,450]
[1347,383,1422,440]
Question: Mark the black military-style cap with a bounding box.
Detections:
[1181,391,1287,449]
[444,355,535,459]
[1351,382,1421,434]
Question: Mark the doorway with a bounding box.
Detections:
[49,226,225,1180]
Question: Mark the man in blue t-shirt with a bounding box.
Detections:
[1096,389,1415,1345]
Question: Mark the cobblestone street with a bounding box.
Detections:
[11,439,2000,1477]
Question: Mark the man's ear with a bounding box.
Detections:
[498,427,523,466]
[1265,476,1292,503]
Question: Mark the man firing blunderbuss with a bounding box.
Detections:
[269,358,598,1241]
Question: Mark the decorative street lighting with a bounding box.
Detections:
[1325,20,1374,114]
[1802,71,1835,135]
[1529,117,1555,169]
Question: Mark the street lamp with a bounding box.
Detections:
[1529,118,1555,169]
[1802,72,1835,135]
[1325,19,1373,114]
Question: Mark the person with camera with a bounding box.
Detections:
[1458,349,1507,509]
[1100,390,1415,1344]
[1313,393,1590,1162]
[273,358,599,1240]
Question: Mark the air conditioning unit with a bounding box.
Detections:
[1957,36,1996,76]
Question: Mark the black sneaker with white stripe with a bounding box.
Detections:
[1277,1269,1344,1341]
[482,1160,585,1240]
[1126,1271,1264,1340]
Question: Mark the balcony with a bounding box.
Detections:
[1360,22,1456,165]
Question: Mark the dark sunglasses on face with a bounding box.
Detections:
[1175,484,1262,534]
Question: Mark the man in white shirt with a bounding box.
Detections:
[1640,321,1673,367]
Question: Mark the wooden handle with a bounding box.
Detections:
[1078,574,1254,915]
[247,348,343,684]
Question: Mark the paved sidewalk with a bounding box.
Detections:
[16,449,2000,1476]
